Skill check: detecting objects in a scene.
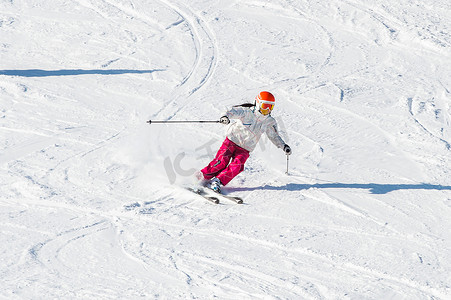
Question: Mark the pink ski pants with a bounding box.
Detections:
[201,138,250,186]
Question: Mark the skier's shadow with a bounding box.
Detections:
[0,69,165,77]
[228,183,451,195]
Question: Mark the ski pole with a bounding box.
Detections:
[147,120,220,124]
[285,154,289,175]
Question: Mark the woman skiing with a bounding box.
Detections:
[198,91,291,193]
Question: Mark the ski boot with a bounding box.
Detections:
[208,177,222,193]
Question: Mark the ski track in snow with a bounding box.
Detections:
[1,0,451,299]
[152,0,218,121]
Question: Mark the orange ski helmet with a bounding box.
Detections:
[256,91,275,115]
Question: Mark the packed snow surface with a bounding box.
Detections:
[1,0,451,299]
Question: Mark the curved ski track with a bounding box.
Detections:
[152,0,218,121]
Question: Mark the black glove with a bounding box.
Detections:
[283,144,292,155]
[220,116,230,125]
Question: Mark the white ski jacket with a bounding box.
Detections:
[224,106,286,152]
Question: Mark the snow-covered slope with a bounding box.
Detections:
[1,0,450,299]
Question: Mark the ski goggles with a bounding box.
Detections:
[260,103,274,110]
[259,100,275,112]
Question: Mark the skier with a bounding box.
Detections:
[197,91,292,193]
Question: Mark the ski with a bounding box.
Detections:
[185,187,219,204]
[218,193,244,204]
[203,187,244,204]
